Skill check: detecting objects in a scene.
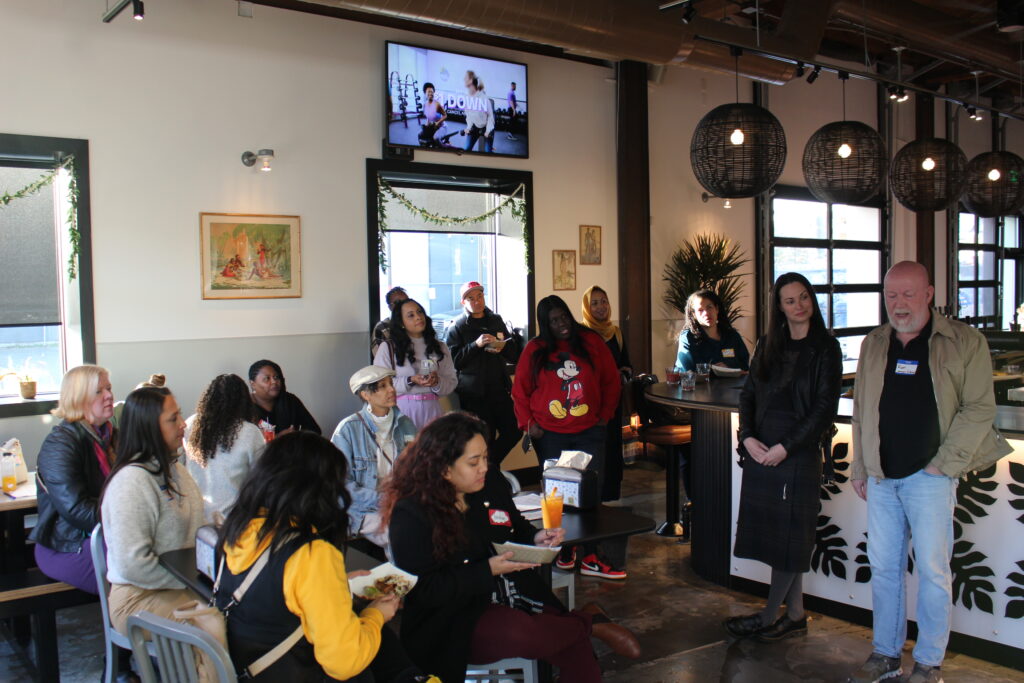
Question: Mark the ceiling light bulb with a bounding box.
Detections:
[723,199,732,209]
[888,87,899,101]
[922,157,936,171]
[837,143,852,159]
[729,128,745,145]
[897,89,909,103]
[260,158,272,172]
[989,168,1002,181]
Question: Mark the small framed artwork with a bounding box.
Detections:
[579,225,601,265]
[552,250,576,291]
[200,213,302,300]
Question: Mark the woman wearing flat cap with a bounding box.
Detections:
[330,365,418,548]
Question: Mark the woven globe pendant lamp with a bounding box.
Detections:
[690,102,787,198]
[889,137,967,212]
[962,151,1024,217]
[802,121,887,204]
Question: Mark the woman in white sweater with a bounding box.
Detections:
[185,374,266,524]
[372,298,457,429]
[100,386,204,637]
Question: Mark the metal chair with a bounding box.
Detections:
[465,656,539,683]
[126,611,236,683]
[91,523,135,683]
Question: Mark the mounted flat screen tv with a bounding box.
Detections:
[386,41,528,159]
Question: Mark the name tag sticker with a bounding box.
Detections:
[722,348,736,358]
[895,360,919,375]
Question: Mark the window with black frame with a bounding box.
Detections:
[955,212,1020,329]
[0,133,94,415]
[768,186,886,372]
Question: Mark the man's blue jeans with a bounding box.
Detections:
[867,469,957,667]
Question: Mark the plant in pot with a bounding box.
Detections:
[662,233,749,325]
[1,359,41,399]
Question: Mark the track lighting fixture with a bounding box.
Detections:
[681,2,697,24]
[968,71,984,121]
[896,87,909,103]
[132,0,144,20]
[806,65,821,84]
[794,61,806,78]
[101,0,141,23]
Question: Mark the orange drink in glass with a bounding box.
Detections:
[541,490,563,529]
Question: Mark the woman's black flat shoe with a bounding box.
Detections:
[724,613,765,637]
[755,615,808,642]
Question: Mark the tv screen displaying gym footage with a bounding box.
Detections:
[386,41,529,158]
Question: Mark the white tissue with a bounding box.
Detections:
[555,450,592,470]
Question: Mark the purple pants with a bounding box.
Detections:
[34,538,100,595]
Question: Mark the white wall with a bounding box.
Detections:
[0,0,618,464]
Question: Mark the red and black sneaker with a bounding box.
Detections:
[579,553,627,580]
[555,547,577,571]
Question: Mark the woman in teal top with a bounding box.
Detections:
[676,289,750,372]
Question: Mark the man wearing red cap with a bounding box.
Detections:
[444,281,522,464]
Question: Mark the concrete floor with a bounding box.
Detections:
[2,464,1021,682]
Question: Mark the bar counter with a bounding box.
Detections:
[645,379,1024,667]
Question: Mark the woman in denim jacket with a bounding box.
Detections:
[331,366,417,548]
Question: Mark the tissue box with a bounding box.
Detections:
[543,465,600,510]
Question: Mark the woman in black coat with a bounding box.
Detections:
[383,412,639,683]
[728,272,841,642]
[30,365,116,594]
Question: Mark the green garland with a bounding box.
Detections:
[376,176,528,273]
[0,157,81,281]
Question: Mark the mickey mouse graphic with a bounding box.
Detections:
[547,352,589,419]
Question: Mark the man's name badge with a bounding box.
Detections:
[895,360,919,375]
[722,348,736,358]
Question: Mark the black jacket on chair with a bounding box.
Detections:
[737,331,843,456]
[29,420,108,553]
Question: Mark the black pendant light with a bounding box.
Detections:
[962,151,1024,217]
[889,138,967,212]
[802,73,887,204]
[690,49,786,199]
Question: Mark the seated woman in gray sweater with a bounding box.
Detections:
[100,386,204,638]
[185,374,266,524]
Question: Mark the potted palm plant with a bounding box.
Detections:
[662,233,749,324]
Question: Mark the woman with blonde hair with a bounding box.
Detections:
[29,365,116,593]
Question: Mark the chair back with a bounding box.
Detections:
[466,656,538,683]
[90,524,112,621]
[127,611,237,683]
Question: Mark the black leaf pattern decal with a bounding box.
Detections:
[812,514,848,579]
[954,465,998,525]
[951,539,996,613]
[855,535,871,583]
[820,442,849,501]
[1009,462,1024,525]
[1005,561,1024,619]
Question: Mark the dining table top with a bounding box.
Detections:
[0,476,37,512]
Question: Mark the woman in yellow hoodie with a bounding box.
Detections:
[216,431,433,682]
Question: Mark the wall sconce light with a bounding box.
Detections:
[241,149,274,172]
[701,191,733,209]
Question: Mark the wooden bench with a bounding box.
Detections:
[0,568,97,682]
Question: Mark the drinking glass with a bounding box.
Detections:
[541,491,564,529]
[665,367,682,386]
[696,362,711,383]
[680,371,696,391]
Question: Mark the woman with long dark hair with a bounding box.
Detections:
[675,289,750,372]
[185,373,265,524]
[373,298,457,429]
[512,295,624,579]
[100,387,205,637]
[727,272,841,642]
[216,431,428,682]
[248,359,321,436]
[384,412,638,683]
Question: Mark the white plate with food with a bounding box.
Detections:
[348,562,417,599]
[711,365,744,378]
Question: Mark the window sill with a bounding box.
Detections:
[0,394,57,419]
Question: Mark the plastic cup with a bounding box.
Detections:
[665,367,682,386]
[541,492,564,529]
[680,371,697,391]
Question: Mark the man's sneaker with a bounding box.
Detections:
[555,547,577,571]
[579,553,627,580]
[844,653,902,682]
[906,663,943,683]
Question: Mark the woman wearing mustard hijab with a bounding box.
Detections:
[581,286,632,501]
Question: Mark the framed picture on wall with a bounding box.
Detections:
[199,213,302,300]
[552,250,576,291]
[579,225,601,265]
